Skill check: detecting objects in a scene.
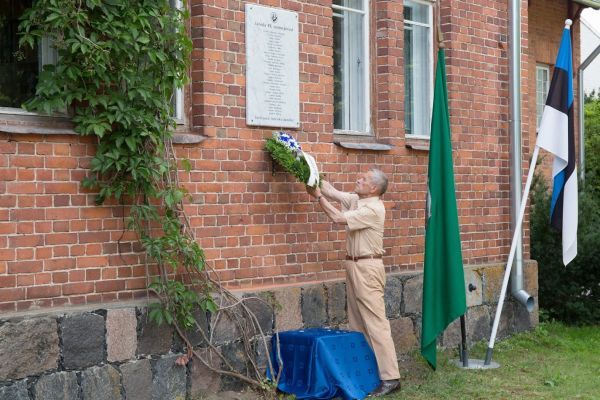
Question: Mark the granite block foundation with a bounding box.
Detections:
[0,262,537,399]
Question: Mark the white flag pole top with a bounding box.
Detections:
[302,152,320,188]
[565,19,572,29]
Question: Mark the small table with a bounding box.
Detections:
[269,329,380,399]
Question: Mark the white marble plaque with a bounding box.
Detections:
[245,4,299,128]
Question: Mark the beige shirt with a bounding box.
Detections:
[338,193,385,258]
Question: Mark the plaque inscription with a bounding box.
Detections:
[245,4,300,128]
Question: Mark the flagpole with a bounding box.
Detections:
[435,3,471,370]
[422,1,469,370]
[460,315,468,367]
[484,145,540,365]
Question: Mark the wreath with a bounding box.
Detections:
[265,131,321,188]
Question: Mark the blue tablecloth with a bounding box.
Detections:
[269,329,380,399]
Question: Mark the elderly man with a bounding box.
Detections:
[306,168,401,397]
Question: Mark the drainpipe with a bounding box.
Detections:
[578,43,600,182]
[508,0,534,312]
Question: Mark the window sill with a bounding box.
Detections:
[333,134,393,152]
[405,135,430,151]
[172,132,207,144]
[0,111,75,135]
[0,111,205,144]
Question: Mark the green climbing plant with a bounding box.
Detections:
[19,1,281,393]
[18,0,213,329]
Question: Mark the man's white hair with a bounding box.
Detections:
[369,168,388,195]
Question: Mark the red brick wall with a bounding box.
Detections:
[0,0,566,312]
[0,134,149,311]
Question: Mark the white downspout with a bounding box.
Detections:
[509,0,534,311]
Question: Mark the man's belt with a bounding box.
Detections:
[346,254,383,261]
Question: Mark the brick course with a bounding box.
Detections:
[0,0,576,311]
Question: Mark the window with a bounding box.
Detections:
[1,0,58,112]
[536,64,550,130]
[0,0,55,111]
[2,1,184,122]
[170,0,185,124]
[332,0,370,134]
[0,1,68,134]
[403,0,433,137]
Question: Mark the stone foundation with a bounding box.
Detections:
[0,262,538,399]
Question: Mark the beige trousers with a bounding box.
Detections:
[345,259,400,380]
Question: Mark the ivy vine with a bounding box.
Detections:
[19,0,280,394]
[19,0,212,328]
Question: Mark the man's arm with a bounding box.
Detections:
[320,180,348,203]
[318,196,347,225]
[306,186,347,225]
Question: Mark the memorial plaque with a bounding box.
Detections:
[245,4,300,128]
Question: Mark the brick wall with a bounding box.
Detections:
[0,0,566,312]
[0,134,148,312]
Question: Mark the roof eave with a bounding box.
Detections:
[574,0,600,9]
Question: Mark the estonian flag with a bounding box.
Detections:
[536,20,578,266]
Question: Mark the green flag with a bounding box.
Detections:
[420,48,467,370]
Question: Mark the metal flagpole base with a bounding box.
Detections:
[451,358,500,369]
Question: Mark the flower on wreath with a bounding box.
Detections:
[274,131,302,157]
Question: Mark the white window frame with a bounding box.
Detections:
[536,63,550,130]
[403,0,434,139]
[171,0,185,125]
[332,0,371,135]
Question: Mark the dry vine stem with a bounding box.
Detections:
[153,139,284,396]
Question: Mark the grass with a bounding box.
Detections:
[387,322,600,399]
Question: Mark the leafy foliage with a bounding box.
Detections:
[531,93,600,325]
[584,91,600,196]
[265,134,322,187]
[531,173,600,325]
[18,0,216,329]
[19,1,281,392]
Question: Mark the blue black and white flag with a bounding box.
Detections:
[536,20,577,266]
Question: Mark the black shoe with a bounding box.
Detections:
[369,379,401,397]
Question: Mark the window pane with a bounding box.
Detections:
[333,0,364,11]
[404,22,430,136]
[0,0,37,108]
[536,65,550,129]
[404,0,429,24]
[333,5,367,132]
[170,0,185,123]
[333,14,346,129]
